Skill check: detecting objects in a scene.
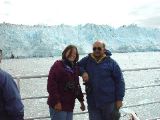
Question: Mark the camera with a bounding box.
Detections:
[64,81,76,92]
[83,81,92,94]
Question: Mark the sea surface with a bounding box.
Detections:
[1,52,160,120]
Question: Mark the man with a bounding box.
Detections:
[79,41,125,120]
[0,49,24,120]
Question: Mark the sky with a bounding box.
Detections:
[0,0,160,28]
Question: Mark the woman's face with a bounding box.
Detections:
[66,48,77,62]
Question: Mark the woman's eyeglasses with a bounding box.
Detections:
[93,47,102,51]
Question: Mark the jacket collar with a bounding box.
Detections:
[90,53,107,63]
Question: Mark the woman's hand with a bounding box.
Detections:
[54,102,62,112]
[116,100,123,109]
[80,102,85,111]
[82,72,89,82]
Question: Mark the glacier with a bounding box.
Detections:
[0,23,160,58]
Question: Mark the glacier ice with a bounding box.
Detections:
[0,23,160,58]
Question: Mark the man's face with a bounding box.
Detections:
[93,42,105,57]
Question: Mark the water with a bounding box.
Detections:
[1,52,160,120]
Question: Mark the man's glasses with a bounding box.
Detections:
[93,47,102,51]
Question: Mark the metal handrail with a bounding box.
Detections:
[147,117,160,120]
[13,66,160,120]
[21,84,160,100]
[122,66,160,72]
[14,66,160,80]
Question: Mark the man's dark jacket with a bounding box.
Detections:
[0,69,24,120]
[78,51,125,108]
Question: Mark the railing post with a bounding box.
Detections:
[16,78,21,93]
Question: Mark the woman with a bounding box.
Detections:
[47,45,85,120]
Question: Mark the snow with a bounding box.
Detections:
[0,23,160,58]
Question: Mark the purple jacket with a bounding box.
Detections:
[47,60,84,112]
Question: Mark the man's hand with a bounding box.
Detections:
[116,100,123,109]
[80,102,85,111]
[82,72,89,82]
[54,102,62,112]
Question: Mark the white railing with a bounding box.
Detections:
[13,66,160,120]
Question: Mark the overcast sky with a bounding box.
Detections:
[0,0,160,28]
